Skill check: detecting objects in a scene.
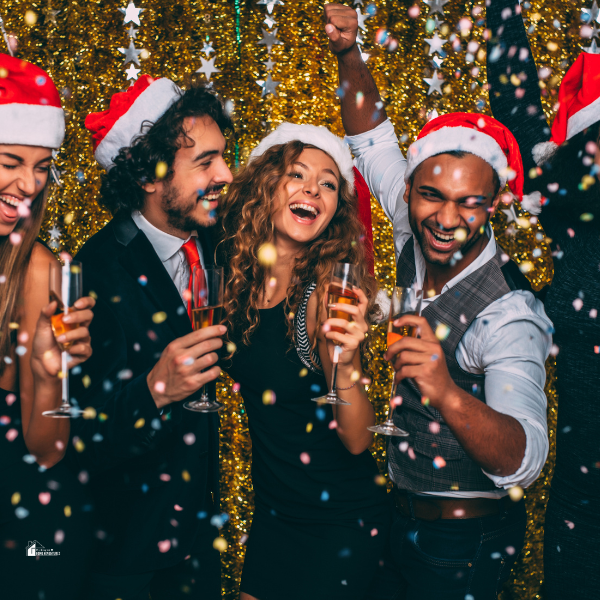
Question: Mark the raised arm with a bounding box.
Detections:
[324,3,386,135]
[486,0,549,178]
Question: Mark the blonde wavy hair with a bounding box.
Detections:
[219,140,377,353]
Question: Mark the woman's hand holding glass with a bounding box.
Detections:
[322,286,369,369]
[31,296,95,382]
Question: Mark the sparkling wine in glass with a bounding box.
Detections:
[43,259,83,418]
[184,266,225,413]
[312,262,359,406]
[368,286,423,436]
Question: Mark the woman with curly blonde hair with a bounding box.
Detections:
[219,123,389,600]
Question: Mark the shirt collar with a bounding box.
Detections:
[414,223,497,299]
[131,211,195,263]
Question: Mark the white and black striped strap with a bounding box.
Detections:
[295,282,323,373]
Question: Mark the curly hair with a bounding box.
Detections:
[99,82,234,215]
[532,122,600,225]
[219,140,378,355]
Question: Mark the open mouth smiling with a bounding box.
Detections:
[289,202,320,222]
[0,194,23,208]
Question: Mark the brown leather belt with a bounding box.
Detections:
[393,487,517,521]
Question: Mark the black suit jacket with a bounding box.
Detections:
[68,213,220,575]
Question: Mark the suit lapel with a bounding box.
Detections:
[113,214,192,340]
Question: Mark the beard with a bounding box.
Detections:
[161,180,212,232]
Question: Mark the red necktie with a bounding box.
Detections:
[180,238,205,321]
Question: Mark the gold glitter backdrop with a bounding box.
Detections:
[1,0,586,596]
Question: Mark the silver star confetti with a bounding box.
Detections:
[584,38,600,53]
[196,57,220,80]
[127,24,138,39]
[582,0,600,24]
[257,0,284,14]
[258,28,283,52]
[430,55,445,69]
[424,70,444,95]
[125,64,141,80]
[356,8,368,32]
[118,40,142,65]
[48,225,61,239]
[256,73,280,97]
[424,0,449,17]
[502,204,519,223]
[264,15,277,28]
[202,41,214,56]
[425,33,447,55]
[264,56,276,71]
[119,1,143,26]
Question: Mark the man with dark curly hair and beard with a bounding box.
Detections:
[67,76,233,600]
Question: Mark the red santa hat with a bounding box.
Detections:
[85,75,181,171]
[249,122,355,184]
[532,52,600,166]
[405,112,542,214]
[0,53,64,148]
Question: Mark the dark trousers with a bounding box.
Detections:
[86,522,221,600]
[367,495,526,600]
[544,486,600,600]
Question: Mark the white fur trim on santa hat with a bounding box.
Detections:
[531,141,558,166]
[405,126,509,187]
[249,122,355,184]
[567,93,600,141]
[0,103,64,149]
[520,190,543,215]
[95,78,181,171]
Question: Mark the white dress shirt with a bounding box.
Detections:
[131,211,205,310]
[346,119,552,498]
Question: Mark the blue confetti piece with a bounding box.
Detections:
[138,275,148,286]
[72,366,82,375]
[177,306,186,316]
[211,515,224,528]
[92,433,103,442]
[151,418,161,430]
[338,547,352,558]
[22,454,36,464]
[316,407,326,421]
[197,511,208,519]
[197,189,205,198]
[321,490,330,501]
[491,552,502,560]
[141,484,149,493]
[310,384,321,393]
[82,504,93,512]
[15,507,29,519]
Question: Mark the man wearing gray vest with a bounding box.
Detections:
[324,4,552,599]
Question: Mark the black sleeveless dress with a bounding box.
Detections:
[0,388,93,599]
[224,285,389,600]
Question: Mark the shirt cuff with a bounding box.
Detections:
[482,416,549,490]
[344,118,399,156]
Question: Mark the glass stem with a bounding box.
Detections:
[61,350,69,407]
[387,380,397,423]
[330,361,339,395]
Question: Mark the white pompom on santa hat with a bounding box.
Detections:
[0,53,64,149]
[405,112,543,215]
[532,52,600,166]
[249,122,355,185]
[85,74,181,171]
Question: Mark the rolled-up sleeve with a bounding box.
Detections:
[345,120,411,259]
[471,296,552,489]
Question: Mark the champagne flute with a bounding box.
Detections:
[312,262,359,406]
[184,266,225,413]
[43,259,83,418]
[368,286,423,436]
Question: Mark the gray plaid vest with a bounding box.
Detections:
[389,238,511,492]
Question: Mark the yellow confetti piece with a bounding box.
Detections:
[453,228,467,242]
[64,211,74,225]
[257,243,277,266]
[547,41,558,52]
[89,290,98,300]
[110,296,121,303]
[98,413,108,422]
[0,67,8,79]
[155,161,168,179]
[152,311,167,324]
[134,418,145,429]
[519,261,533,274]
[82,375,91,388]
[374,474,386,486]
[213,536,228,552]
[74,439,85,452]
[140,49,150,60]
[64,505,71,517]
[435,323,450,341]
[8,322,19,330]
[508,486,524,502]
[510,74,521,87]
[83,406,97,419]
[226,341,237,354]
[182,470,191,482]
[299,368,308,377]
[350,370,360,382]
[306,422,313,433]
[262,390,276,405]
[517,217,531,229]
[24,10,38,25]
[11,492,20,505]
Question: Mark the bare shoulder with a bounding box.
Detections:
[23,242,56,300]
[29,242,57,271]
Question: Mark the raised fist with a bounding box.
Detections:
[324,3,358,56]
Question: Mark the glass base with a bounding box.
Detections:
[42,404,80,418]
[311,392,351,406]
[367,421,409,437]
[184,399,224,413]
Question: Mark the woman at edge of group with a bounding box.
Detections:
[486,2,600,598]
[219,123,389,600]
[0,54,95,599]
